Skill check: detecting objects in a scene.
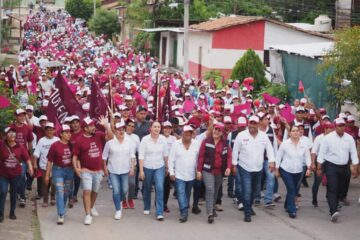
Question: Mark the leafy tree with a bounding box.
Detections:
[65,0,101,21]
[231,49,267,91]
[204,70,224,90]
[260,83,289,102]
[320,26,360,109]
[88,9,120,38]
[0,81,18,134]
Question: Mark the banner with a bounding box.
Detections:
[47,73,86,128]
[160,86,172,122]
[89,79,109,120]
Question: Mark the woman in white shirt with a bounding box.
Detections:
[103,121,136,220]
[162,121,177,213]
[275,125,311,219]
[139,121,169,221]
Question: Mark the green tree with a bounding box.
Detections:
[320,26,360,109]
[0,81,18,134]
[230,49,267,91]
[88,9,120,38]
[65,0,100,21]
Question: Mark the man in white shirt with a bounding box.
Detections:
[169,125,199,223]
[232,115,275,222]
[317,118,359,222]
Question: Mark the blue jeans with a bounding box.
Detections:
[109,172,129,211]
[227,174,235,194]
[239,166,261,217]
[192,179,202,207]
[256,159,275,203]
[0,176,22,216]
[143,167,165,216]
[280,168,302,214]
[235,165,243,204]
[52,166,74,216]
[175,178,194,217]
[17,164,27,199]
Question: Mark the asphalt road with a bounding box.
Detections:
[37,176,360,240]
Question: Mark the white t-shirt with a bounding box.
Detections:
[125,133,140,153]
[139,134,169,169]
[102,137,135,175]
[39,80,54,94]
[33,136,60,170]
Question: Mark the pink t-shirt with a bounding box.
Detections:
[47,141,73,168]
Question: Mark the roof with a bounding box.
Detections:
[138,27,184,33]
[190,15,334,40]
[269,42,334,58]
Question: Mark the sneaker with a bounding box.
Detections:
[157,215,164,221]
[244,215,251,222]
[312,200,318,207]
[143,210,150,215]
[179,215,188,223]
[214,204,223,212]
[207,214,214,224]
[122,201,129,209]
[238,203,244,211]
[340,198,350,206]
[91,207,99,217]
[0,215,4,223]
[128,199,135,209]
[212,210,218,217]
[57,215,64,225]
[9,212,16,220]
[108,184,113,189]
[36,194,42,200]
[68,199,74,209]
[273,193,281,202]
[114,210,122,220]
[331,212,339,222]
[192,206,201,214]
[288,212,296,219]
[19,198,26,208]
[264,202,275,208]
[84,215,92,225]
[254,200,260,206]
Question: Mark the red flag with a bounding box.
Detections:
[89,80,109,119]
[298,80,304,93]
[47,73,86,129]
[0,96,10,109]
[152,74,160,121]
[233,102,252,115]
[280,103,295,123]
[262,92,281,105]
[160,86,172,122]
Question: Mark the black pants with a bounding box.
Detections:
[164,175,171,208]
[192,179,204,207]
[339,163,351,201]
[312,161,322,202]
[0,176,22,217]
[323,161,348,215]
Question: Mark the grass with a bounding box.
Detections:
[31,206,43,240]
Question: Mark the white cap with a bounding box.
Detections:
[224,104,232,110]
[115,120,126,129]
[257,112,266,119]
[60,124,71,132]
[224,116,232,123]
[242,86,248,91]
[334,118,346,125]
[42,99,49,107]
[25,105,34,111]
[209,89,214,93]
[15,109,26,115]
[237,116,247,126]
[71,115,80,122]
[296,106,305,112]
[171,105,179,111]
[226,90,231,95]
[199,94,205,100]
[162,121,172,127]
[148,96,154,101]
[322,115,330,120]
[185,92,191,97]
[82,102,90,111]
[249,115,259,123]
[39,115,48,121]
[309,109,315,115]
[300,98,307,104]
[45,122,55,128]
[347,115,355,122]
[114,112,122,118]
[339,113,347,119]
[279,104,285,109]
[183,125,194,132]
[44,92,51,97]
[125,95,132,101]
[64,116,72,123]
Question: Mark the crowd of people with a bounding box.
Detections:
[0,8,359,226]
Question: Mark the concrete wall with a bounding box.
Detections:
[264,22,331,49]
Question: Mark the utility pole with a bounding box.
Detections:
[94,0,96,16]
[183,0,190,75]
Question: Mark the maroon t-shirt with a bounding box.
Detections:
[73,132,106,171]
[70,129,84,145]
[33,126,46,143]
[0,141,30,178]
[47,141,73,168]
[9,123,34,150]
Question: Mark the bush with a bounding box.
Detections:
[260,83,289,102]
[204,70,224,90]
[230,49,267,91]
[88,9,120,38]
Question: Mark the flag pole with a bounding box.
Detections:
[109,74,114,112]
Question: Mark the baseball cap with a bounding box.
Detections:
[347,115,355,122]
[60,124,71,132]
[162,121,172,128]
[334,118,346,126]
[124,95,132,101]
[115,120,126,129]
[25,105,34,111]
[136,105,147,113]
[81,117,95,128]
[15,109,26,116]
[249,115,259,123]
[114,112,122,118]
[4,127,16,134]
[39,115,48,122]
[213,123,225,132]
[295,106,305,113]
[183,125,194,132]
[322,115,330,120]
[257,112,267,119]
[45,122,55,128]
[224,116,232,123]
[237,116,247,127]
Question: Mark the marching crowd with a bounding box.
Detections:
[0,9,359,226]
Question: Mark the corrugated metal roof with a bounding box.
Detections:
[269,42,334,58]
[138,28,184,33]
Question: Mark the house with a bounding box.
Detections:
[185,15,333,79]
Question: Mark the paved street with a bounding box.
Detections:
[37,177,360,240]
